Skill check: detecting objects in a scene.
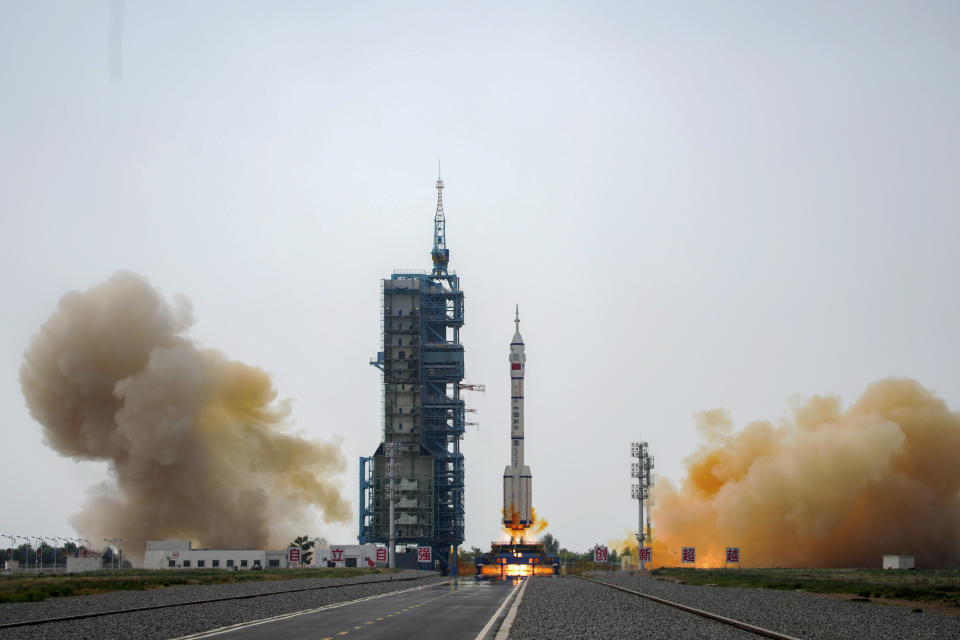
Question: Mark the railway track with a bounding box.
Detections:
[580,576,803,640]
[0,574,435,631]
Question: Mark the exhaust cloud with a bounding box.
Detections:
[20,272,350,564]
[652,378,960,567]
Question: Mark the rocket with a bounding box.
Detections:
[503,305,533,533]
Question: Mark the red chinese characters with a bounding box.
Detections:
[681,547,696,563]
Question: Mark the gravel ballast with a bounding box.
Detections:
[0,570,444,640]
[508,575,757,640]
[511,572,960,640]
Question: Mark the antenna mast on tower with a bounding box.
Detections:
[431,161,449,275]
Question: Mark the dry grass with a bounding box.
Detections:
[650,567,960,608]
[0,567,400,603]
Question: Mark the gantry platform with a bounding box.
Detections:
[475,541,559,577]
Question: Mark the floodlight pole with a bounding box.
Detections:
[47,538,58,572]
[15,536,26,570]
[2,535,14,572]
[631,442,654,571]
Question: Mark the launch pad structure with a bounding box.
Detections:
[475,541,559,577]
[359,173,466,575]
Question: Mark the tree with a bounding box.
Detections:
[290,535,316,566]
[15,543,33,568]
[541,533,559,556]
[458,546,484,565]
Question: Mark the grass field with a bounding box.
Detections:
[650,567,960,607]
[0,567,401,603]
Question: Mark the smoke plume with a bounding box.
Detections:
[608,532,638,557]
[500,508,549,542]
[651,378,960,568]
[530,509,549,537]
[20,272,350,564]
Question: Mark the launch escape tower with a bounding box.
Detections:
[359,174,465,574]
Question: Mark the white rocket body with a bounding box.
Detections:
[503,308,532,531]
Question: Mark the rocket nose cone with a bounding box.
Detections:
[512,306,524,344]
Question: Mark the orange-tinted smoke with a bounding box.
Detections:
[20,272,351,564]
[530,508,549,537]
[651,379,960,568]
[501,508,549,542]
[608,531,639,557]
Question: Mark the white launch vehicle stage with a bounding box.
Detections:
[503,305,534,536]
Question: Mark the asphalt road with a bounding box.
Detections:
[174,577,521,640]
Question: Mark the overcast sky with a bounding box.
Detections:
[2,1,958,554]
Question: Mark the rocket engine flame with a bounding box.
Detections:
[501,507,549,543]
[20,272,351,564]
[651,378,960,568]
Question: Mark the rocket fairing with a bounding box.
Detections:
[503,306,533,532]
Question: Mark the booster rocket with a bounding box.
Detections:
[503,305,533,534]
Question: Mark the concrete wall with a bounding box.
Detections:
[66,556,102,572]
[315,544,384,568]
[882,555,915,569]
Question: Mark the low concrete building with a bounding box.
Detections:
[144,540,290,570]
[315,543,384,568]
[882,554,915,569]
[66,548,102,573]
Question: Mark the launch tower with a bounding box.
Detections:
[359,173,466,575]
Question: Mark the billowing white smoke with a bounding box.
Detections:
[21,272,351,564]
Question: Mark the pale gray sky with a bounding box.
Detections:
[2,1,958,553]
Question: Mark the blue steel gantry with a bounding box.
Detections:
[359,174,466,575]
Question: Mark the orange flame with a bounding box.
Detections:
[478,563,555,577]
[500,507,549,542]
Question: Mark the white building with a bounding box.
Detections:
[882,554,916,569]
[66,548,102,573]
[315,543,384,568]
[144,541,290,570]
